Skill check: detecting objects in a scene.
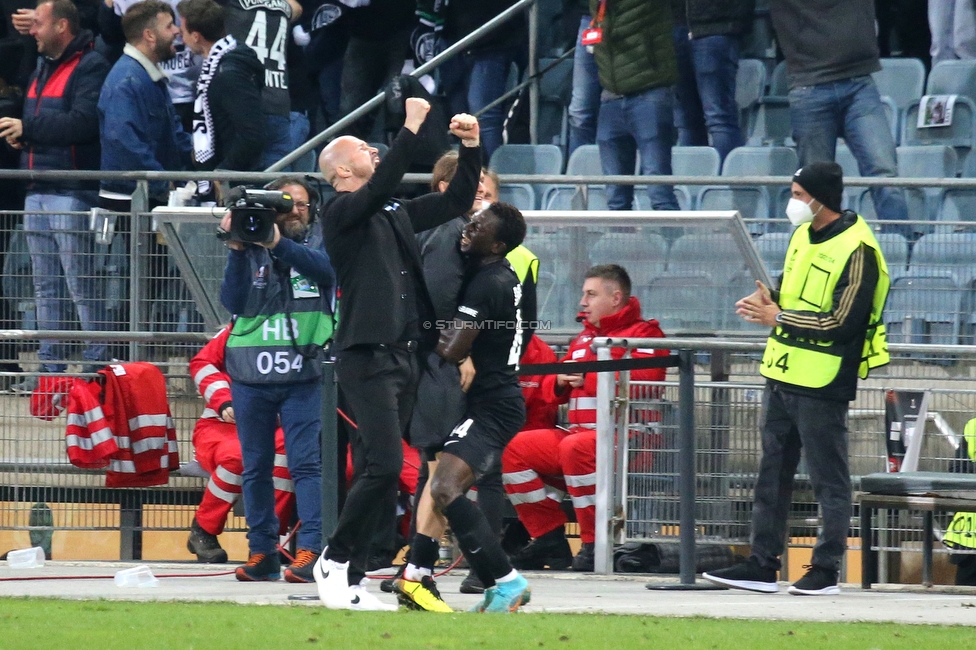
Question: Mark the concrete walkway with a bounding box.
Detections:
[1,562,975,626]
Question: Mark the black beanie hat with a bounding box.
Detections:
[792,161,844,214]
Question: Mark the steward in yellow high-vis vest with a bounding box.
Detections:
[704,162,892,596]
[944,418,976,585]
[760,213,891,399]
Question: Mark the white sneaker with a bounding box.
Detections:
[314,555,351,609]
[349,580,398,611]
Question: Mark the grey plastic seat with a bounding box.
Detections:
[935,190,976,235]
[873,58,926,111]
[497,183,536,211]
[875,232,910,277]
[926,59,976,99]
[590,232,669,307]
[754,232,792,278]
[885,275,965,346]
[543,185,608,211]
[522,230,575,328]
[489,144,565,209]
[902,96,976,175]
[698,186,771,234]
[735,59,767,140]
[750,60,791,146]
[671,146,721,209]
[908,232,976,284]
[645,274,725,333]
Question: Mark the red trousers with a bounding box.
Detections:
[501,427,597,543]
[192,419,295,536]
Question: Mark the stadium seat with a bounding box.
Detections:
[908,232,976,283]
[590,231,669,306]
[750,60,791,146]
[735,59,767,140]
[754,232,792,277]
[935,189,976,234]
[537,56,573,149]
[885,275,965,346]
[671,146,721,209]
[522,230,575,328]
[875,232,910,277]
[697,186,772,234]
[645,274,726,333]
[489,144,564,209]
[543,185,608,211]
[497,183,536,211]
[897,145,957,228]
[926,60,976,100]
[902,96,976,175]
[874,58,926,111]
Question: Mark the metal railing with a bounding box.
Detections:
[591,336,976,585]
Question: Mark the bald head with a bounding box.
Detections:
[319,136,379,192]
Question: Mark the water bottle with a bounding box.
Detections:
[90,208,117,246]
[7,546,45,568]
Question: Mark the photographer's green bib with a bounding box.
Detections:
[226,267,333,384]
[760,216,889,388]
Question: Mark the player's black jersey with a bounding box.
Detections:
[220,0,291,116]
[454,258,523,399]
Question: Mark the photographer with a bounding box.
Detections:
[218,176,335,583]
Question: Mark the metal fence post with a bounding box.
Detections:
[129,182,148,361]
[320,360,338,546]
[678,349,696,585]
[594,344,615,574]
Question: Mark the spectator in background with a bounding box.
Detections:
[98,0,201,131]
[338,0,413,141]
[282,0,316,173]
[215,0,301,169]
[0,0,109,387]
[770,0,911,237]
[929,0,976,65]
[177,0,264,172]
[418,0,527,160]
[590,0,679,211]
[303,0,347,132]
[566,0,600,157]
[97,0,191,209]
[670,0,754,165]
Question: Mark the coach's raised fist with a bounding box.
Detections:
[450,114,480,147]
[404,97,431,134]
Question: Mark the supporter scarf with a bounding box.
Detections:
[192,35,237,165]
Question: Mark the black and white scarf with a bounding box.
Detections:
[192,35,237,165]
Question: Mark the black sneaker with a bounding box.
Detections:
[510,527,574,570]
[380,563,404,593]
[235,552,281,581]
[702,557,778,593]
[459,570,485,594]
[186,517,228,563]
[787,564,840,596]
[284,549,320,583]
[572,542,595,572]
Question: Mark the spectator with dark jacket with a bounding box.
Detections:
[97,0,191,208]
[670,0,754,164]
[177,0,263,172]
[0,0,110,384]
[590,0,679,211]
[417,0,526,159]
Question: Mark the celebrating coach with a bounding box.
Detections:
[314,98,482,610]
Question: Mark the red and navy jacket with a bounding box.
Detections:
[20,29,109,192]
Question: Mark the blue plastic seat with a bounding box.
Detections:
[874,58,926,111]
[671,146,721,209]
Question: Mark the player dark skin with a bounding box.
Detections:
[428,207,509,510]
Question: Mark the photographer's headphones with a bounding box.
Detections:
[263,175,321,226]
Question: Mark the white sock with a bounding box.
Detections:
[496,569,519,584]
[404,563,433,582]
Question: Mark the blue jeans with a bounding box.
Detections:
[288,111,316,173]
[597,87,679,210]
[789,76,909,235]
[260,113,293,171]
[568,15,601,157]
[24,191,108,372]
[232,379,323,554]
[440,46,525,160]
[672,29,744,164]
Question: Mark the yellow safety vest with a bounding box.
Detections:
[506,244,539,285]
[944,419,976,550]
[760,215,890,388]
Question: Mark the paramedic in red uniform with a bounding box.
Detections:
[501,264,668,572]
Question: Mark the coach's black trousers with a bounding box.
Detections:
[326,346,418,584]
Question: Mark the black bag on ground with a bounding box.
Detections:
[614,542,735,574]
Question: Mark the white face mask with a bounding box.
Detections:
[785,197,821,226]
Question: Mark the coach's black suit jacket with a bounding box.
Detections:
[322,128,481,351]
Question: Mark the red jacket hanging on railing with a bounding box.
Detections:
[64,362,179,487]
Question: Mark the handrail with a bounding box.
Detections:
[591,336,976,357]
[3,168,976,190]
[264,0,539,172]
